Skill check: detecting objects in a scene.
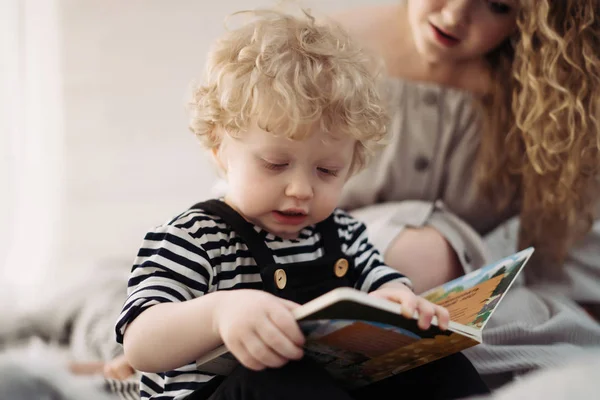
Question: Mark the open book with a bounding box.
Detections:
[196,247,534,389]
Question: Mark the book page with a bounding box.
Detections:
[299,319,479,389]
[421,247,534,330]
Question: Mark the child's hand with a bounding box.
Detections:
[370,282,450,331]
[214,289,305,371]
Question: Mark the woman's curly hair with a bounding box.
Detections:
[477,0,600,280]
[188,8,387,175]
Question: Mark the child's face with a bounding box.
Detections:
[217,125,356,240]
[407,0,518,65]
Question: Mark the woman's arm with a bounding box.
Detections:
[343,199,484,295]
[384,226,462,294]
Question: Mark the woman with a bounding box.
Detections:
[334,0,600,388]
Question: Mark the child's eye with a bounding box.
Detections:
[317,167,339,177]
[263,161,288,171]
[487,1,511,14]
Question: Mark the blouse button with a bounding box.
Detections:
[334,258,349,277]
[463,251,472,265]
[414,155,430,171]
[423,91,438,106]
[274,269,287,289]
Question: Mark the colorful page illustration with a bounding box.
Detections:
[298,319,478,389]
[421,247,534,329]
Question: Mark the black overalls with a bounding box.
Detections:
[185,200,490,400]
[194,199,356,305]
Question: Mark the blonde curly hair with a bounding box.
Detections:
[188,8,387,174]
[477,0,600,280]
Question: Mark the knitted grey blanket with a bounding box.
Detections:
[464,218,600,387]
[1,219,599,398]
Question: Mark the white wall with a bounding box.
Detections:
[0,0,393,293]
[1,0,65,309]
[57,0,389,275]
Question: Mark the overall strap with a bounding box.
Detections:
[315,214,343,257]
[190,199,275,266]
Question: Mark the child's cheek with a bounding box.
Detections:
[317,188,342,215]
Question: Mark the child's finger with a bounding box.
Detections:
[401,295,417,319]
[436,305,451,331]
[377,289,417,318]
[388,290,417,318]
[259,315,304,361]
[269,304,306,347]
[279,298,302,311]
[227,336,266,371]
[242,331,288,369]
[416,299,435,330]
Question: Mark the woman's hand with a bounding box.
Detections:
[370,282,450,330]
[214,289,306,371]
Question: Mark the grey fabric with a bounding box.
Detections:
[105,377,140,400]
[0,340,116,400]
[465,285,600,375]
[0,264,136,400]
[462,218,600,383]
[466,349,600,400]
[1,259,130,363]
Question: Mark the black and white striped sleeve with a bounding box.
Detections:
[115,224,213,344]
[335,210,413,293]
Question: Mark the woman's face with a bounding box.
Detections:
[407,0,518,65]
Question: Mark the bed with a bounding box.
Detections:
[1,217,599,399]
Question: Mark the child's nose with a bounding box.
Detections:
[285,174,313,200]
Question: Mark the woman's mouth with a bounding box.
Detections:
[430,23,461,47]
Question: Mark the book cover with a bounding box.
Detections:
[196,247,534,388]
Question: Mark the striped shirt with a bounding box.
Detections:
[115,206,411,400]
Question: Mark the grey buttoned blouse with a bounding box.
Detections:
[340,77,518,274]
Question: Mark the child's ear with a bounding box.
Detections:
[212,146,227,174]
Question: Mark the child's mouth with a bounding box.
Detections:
[280,210,305,216]
[273,210,307,225]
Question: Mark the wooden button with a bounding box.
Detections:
[274,268,287,289]
[334,258,349,277]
